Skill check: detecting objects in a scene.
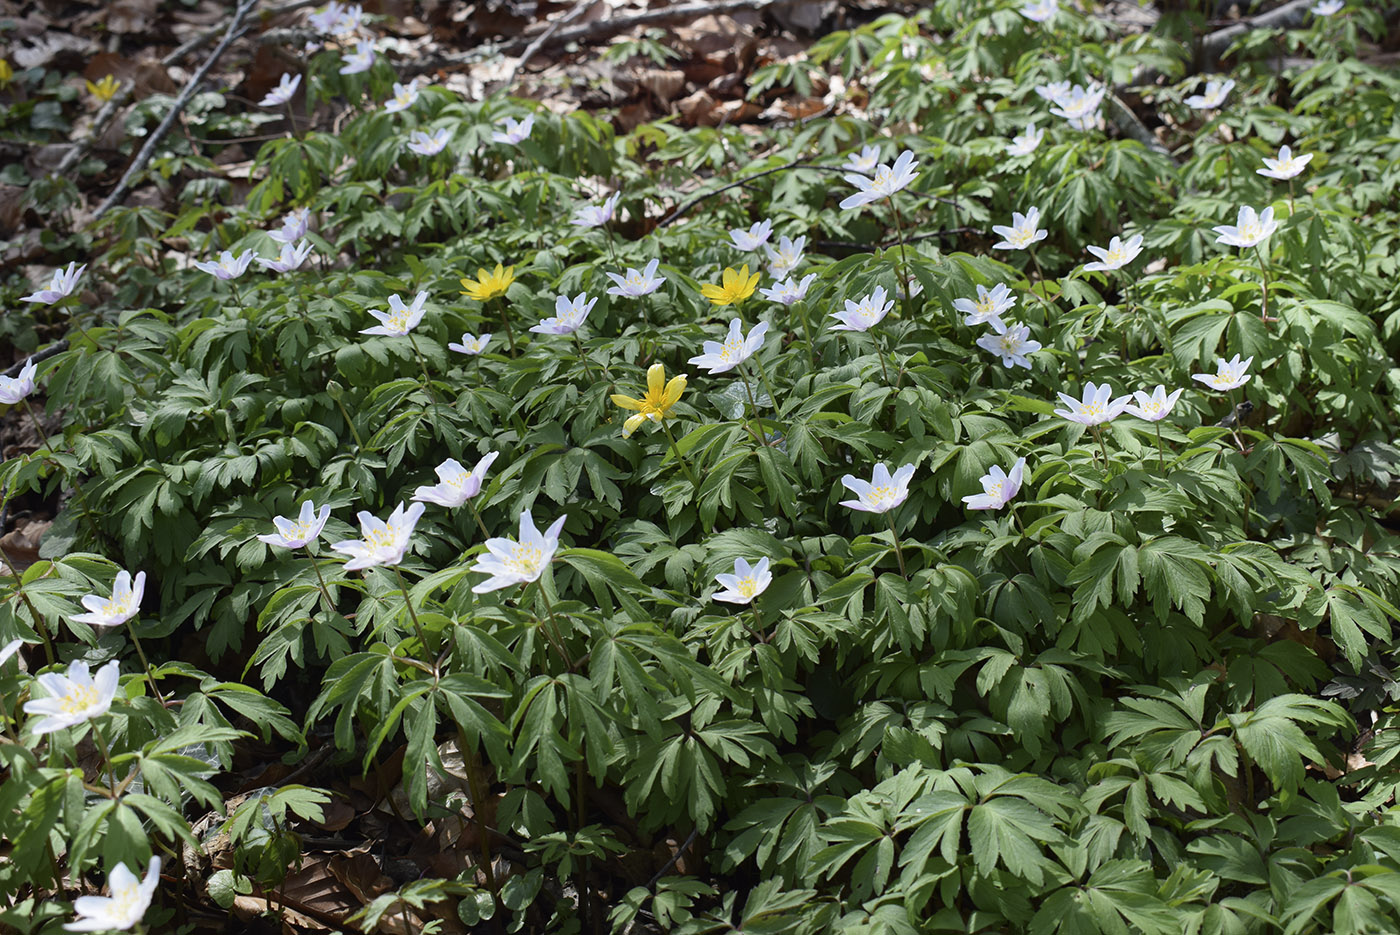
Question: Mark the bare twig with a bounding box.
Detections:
[94,0,261,220]
[54,82,135,177]
[162,0,321,67]
[1105,92,1173,160]
[506,0,594,86]
[4,343,68,379]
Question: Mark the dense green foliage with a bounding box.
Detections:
[3,1,1400,932]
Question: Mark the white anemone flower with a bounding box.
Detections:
[22,262,86,304]
[260,73,301,108]
[531,293,597,335]
[193,250,255,280]
[1192,355,1253,392]
[830,286,893,333]
[1184,78,1235,111]
[954,283,1017,327]
[1021,0,1058,22]
[839,462,916,514]
[605,259,666,298]
[493,114,534,145]
[1213,206,1278,249]
[339,40,375,75]
[760,273,816,306]
[330,502,426,571]
[71,571,146,629]
[976,319,1042,370]
[1123,385,1184,422]
[255,240,314,274]
[687,319,769,374]
[764,235,806,280]
[413,452,499,509]
[712,557,772,605]
[839,150,919,210]
[406,128,451,156]
[268,208,310,244]
[0,358,38,404]
[1083,234,1144,272]
[449,333,492,355]
[1006,123,1044,157]
[1049,83,1105,130]
[1257,145,1313,181]
[571,193,620,229]
[361,291,428,337]
[1311,0,1344,13]
[383,79,420,114]
[845,145,881,175]
[1054,382,1131,426]
[963,458,1027,511]
[64,856,161,933]
[258,501,332,550]
[991,207,1048,250]
[23,660,120,735]
[470,510,567,593]
[730,220,773,251]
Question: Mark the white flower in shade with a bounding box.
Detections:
[260,73,301,107]
[712,557,772,605]
[361,291,428,337]
[1035,81,1072,105]
[406,128,451,156]
[605,259,666,297]
[764,235,806,280]
[330,502,426,571]
[1006,123,1044,157]
[963,458,1027,511]
[1184,78,1235,111]
[255,240,314,273]
[839,462,916,514]
[1083,234,1144,272]
[1050,83,1105,130]
[1257,145,1313,181]
[830,286,894,333]
[470,510,566,593]
[897,275,923,300]
[845,145,881,175]
[22,660,120,735]
[1192,354,1253,391]
[992,207,1049,250]
[1123,385,1184,422]
[268,207,310,244]
[687,319,769,374]
[449,333,492,355]
[1021,0,1058,22]
[413,452,499,509]
[760,273,816,306]
[839,150,919,210]
[493,114,534,145]
[0,358,38,404]
[1054,382,1131,426]
[730,220,773,251]
[308,1,347,32]
[954,283,1017,327]
[531,292,597,335]
[0,638,22,667]
[71,571,145,629]
[383,79,420,114]
[1213,205,1277,249]
[572,193,620,229]
[1311,0,1344,13]
[23,262,86,303]
[976,319,1042,370]
[339,40,375,75]
[258,501,332,550]
[194,250,255,280]
[65,856,161,933]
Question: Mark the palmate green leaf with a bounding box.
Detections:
[1030,860,1179,935]
[967,796,1063,886]
[1226,694,1351,798]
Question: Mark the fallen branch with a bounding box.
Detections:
[53,81,135,178]
[93,0,260,220]
[4,341,69,379]
[1105,92,1173,160]
[1200,0,1313,69]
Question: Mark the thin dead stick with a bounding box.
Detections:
[54,82,135,177]
[94,0,260,220]
[506,0,593,86]
[162,0,320,67]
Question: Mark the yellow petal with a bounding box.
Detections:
[611,394,644,411]
[646,363,665,397]
[623,413,646,437]
[700,284,725,301]
[662,375,687,408]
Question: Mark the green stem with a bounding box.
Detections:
[408,333,440,404]
[495,298,517,356]
[752,354,781,416]
[333,395,367,451]
[90,720,120,798]
[536,583,574,669]
[572,332,597,380]
[751,603,767,643]
[1253,244,1273,323]
[736,366,766,444]
[1155,421,1166,474]
[659,419,700,494]
[885,512,907,578]
[1093,425,1111,469]
[393,566,434,661]
[302,545,334,610]
[888,196,912,304]
[468,501,492,543]
[796,299,817,369]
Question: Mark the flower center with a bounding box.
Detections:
[386,311,410,333]
[507,543,545,576]
[1083,402,1104,417]
[365,528,396,550]
[720,336,745,362]
[60,683,101,715]
[737,577,759,598]
[1010,228,1034,246]
[987,481,1003,499]
[1106,247,1126,264]
[867,484,896,508]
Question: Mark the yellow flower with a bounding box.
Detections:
[700,265,760,307]
[0,59,13,89]
[85,75,120,102]
[611,363,687,438]
[459,263,515,302]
